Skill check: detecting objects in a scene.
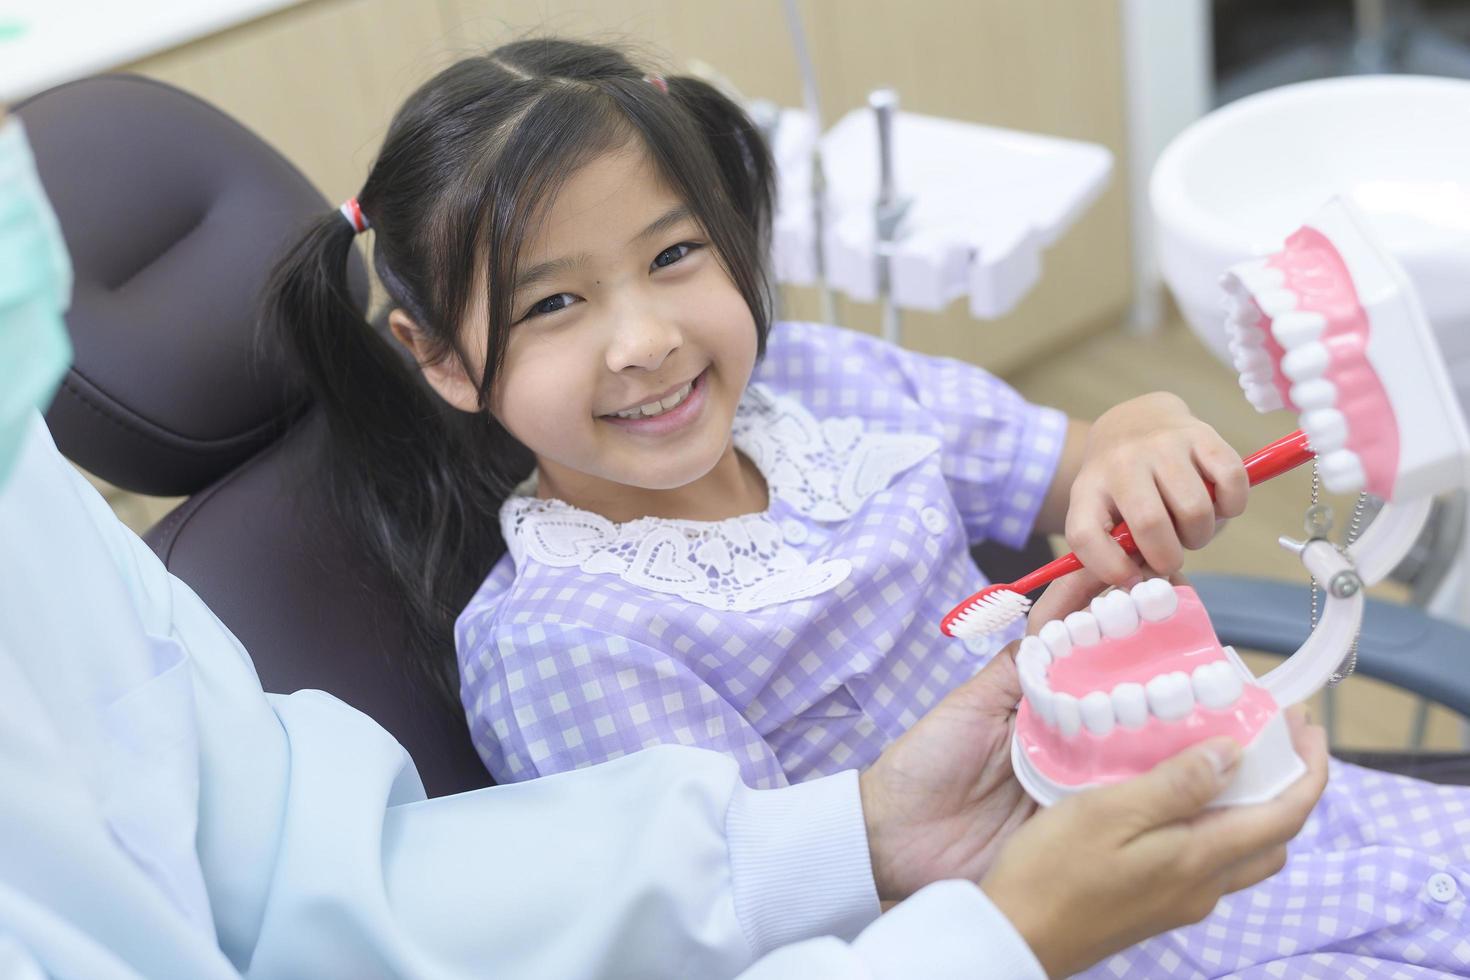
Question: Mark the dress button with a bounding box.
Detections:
[919,505,949,534]
[1427,871,1459,903]
[780,518,809,544]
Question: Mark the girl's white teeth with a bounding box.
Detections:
[1111,681,1150,729]
[1290,378,1337,411]
[1302,408,1348,453]
[1145,671,1195,721]
[1281,342,1330,382]
[1063,610,1102,646]
[1271,310,1327,347]
[1039,620,1073,660]
[616,381,693,419]
[1080,690,1116,736]
[1129,578,1178,622]
[1191,661,1244,709]
[1090,590,1140,639]
[1319,449,1367,494]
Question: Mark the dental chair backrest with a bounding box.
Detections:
[17,75,492,797]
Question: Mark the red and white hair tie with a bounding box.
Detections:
[338,197,370,235]
[644,73,668,94]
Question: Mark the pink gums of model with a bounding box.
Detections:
[1225,225,1400,498]
[1014,580,1276,790]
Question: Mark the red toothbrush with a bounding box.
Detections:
[940,429,1315,639]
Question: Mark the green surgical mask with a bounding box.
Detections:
[0,117,73,489]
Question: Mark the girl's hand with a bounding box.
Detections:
[981,709,1327,979]
[1066,392,1248,585]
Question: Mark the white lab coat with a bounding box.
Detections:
[0,415,1044,979]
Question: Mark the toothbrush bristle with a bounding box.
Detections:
[947,590,1032,639]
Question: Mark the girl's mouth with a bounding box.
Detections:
[600,369,708,435]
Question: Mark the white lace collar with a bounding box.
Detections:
[500,384,939,611]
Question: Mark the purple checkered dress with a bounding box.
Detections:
[458,321,1470,977]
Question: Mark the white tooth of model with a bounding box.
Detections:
[1302,408,1348,453]
[1270,310,1326,347]
[1016,635,1052,674]
[1281,342,1330,382]
[1038,620,1073,659]
[1239,265,1284,294]
[1129,578,1178,622]
[1290,378,1338,411]
[1111,681,1149,729]
[1090,590,1140,639]
[1079,690,1115,736]
[1319,449,1367,494]
[1235,347,1272,375]
[1255,288,1298,317]
[1064,610,1102,646]
[1245,384,1285,413]
[1145,671,1195,721]
[1192,662,1239,709]
[1020,664,1056,725]
[1054,692,1082,738]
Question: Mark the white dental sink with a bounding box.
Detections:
[1152,75,1470,408]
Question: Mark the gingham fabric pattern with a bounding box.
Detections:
[459,321,1470,977]
[1082,760,1470,978]
[457,321,1066,787]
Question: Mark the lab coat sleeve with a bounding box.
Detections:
[5,417,1047,978]
[737,880,1047,979]
[2,415,887,979]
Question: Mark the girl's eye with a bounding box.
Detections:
[525,292,578,319]
[652,242,702,270]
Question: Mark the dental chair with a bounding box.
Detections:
[18,74,1470,798]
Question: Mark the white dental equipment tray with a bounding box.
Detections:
[769,106,1113,319]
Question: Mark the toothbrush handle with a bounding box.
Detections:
[1006,429,1315,596]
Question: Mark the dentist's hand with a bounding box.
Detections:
[857,568,1115,902]
[1066,392,1248,584]
[981,709,1326,979]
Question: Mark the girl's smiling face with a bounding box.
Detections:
[403,140,760,514]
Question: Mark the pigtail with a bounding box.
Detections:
[262,212,519,708]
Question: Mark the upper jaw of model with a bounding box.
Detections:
[1014,579,1279,790]
[1220,226,1392,497]
[1218,198,1470,504]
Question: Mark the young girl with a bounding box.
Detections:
[268,39,1469,977]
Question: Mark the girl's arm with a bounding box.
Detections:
[1031,393,1250,585]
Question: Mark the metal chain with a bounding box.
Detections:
[1307,459,1367,685]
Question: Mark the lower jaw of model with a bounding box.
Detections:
[1012,580,1306,807]
[1013,197,1470,809]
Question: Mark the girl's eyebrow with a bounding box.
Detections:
[628,204,693,246]
[513,205,694,293]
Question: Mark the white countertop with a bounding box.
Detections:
[0,0,305,102]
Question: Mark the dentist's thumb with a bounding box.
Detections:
[1097,737,1242,836]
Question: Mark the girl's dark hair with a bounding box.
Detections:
[263,38,775,706]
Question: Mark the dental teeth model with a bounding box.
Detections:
[1012,579,1306,807]
[1007,198,1470,808]
[1221,198,1470,500]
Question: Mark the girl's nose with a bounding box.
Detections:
[605,314,682,374]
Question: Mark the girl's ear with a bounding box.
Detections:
[388,309,482,413]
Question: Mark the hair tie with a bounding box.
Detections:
[644,74,668,94]
[338,197,370,235]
